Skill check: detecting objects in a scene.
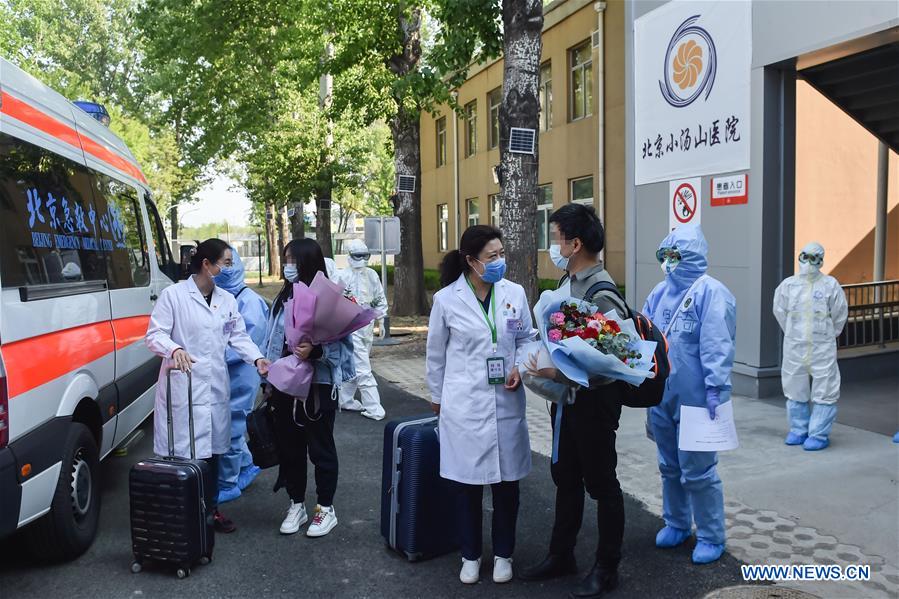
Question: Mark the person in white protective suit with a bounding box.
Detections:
[336,239,389,420]
[773,242,848,451]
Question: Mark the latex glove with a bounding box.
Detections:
[706,388,721,420]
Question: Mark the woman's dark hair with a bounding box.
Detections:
[284,238,328,286]
[189,238,230,274]
[548,203,604,254]
[439,225,502,288]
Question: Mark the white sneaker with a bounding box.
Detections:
[306,505,338,537]
[460,558,481,584]
[361,410,385,421]
[493,556,513,583]
[279,501,307,535]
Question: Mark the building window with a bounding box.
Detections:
[570,42,593,121]
[537,184,553,250]
[489,193,501,228]
[467,198,479,228]
[570,176,593,206]
[438,204,449,251]
[540,62,552,132]
[488,88,502,150]
[436,116,447,167]
[464,100,478,157]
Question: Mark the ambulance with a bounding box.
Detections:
[0,57,181,559]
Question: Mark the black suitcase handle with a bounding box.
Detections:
[166,367,196,460]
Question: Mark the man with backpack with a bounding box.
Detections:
[519,204,625,599]
[642,224,736,565]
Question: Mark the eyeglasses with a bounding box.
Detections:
[656,248,682,263]
[350,253,371,261]
[798,252,823,266]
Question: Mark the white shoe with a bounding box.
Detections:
[340,400,364,412]
[279,501,307,535]
[460,558,481,584]
[306,505,338,537]
[361,410,385,421]
[493,556,513,583]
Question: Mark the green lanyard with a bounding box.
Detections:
[466,275,497,350]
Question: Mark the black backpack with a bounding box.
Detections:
[582,280,670,408]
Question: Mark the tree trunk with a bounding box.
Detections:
[277,206,289,258]
[316,186,334,258]
[288,200,305,240]
[169,203,180,248]
[499,0,543,306]
[390,105,430,316]
[265,209,279,277]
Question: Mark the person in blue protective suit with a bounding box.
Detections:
[642,224,737,565]
[213,246,270,504]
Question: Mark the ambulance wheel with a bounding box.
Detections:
[131,562,142,574]
[25,423,101,561]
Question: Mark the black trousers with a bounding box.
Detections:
[454,480,520,561]
[271,386,338,506]
[549,388,624,569]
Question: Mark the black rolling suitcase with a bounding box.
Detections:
[380,414,458,561]
[129,369,214,579]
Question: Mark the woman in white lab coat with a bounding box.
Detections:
[426,225,537,586]
[146,238,270,533]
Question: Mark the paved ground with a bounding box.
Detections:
[0,379,752,599]
[374,353,899,599]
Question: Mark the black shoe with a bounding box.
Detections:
[569,562,619,598]
[518,553,578,582]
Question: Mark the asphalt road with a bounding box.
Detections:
[0,380,751,598]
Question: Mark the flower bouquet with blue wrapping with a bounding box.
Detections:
[520,283,658,402]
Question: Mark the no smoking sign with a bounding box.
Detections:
[669,177,702,231]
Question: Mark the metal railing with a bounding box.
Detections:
[838,280,899,349]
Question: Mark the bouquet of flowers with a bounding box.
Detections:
[520,283,658,401]
[267,271,377,398]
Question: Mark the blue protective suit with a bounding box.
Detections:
[214,248,269,492]
[642,225,736,547]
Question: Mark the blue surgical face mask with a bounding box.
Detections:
[283,264,299,283]
[549,244,569,271]
[476,257,506,284]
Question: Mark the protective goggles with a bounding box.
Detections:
[655,248,682,263]
[350,252,371,261]
[798,252,823,266]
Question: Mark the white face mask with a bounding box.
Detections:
[660,259,680,275]
[348,257,367,270]
[549,244,569,271]
[283,264,299,282]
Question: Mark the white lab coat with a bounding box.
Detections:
[426,275,537,485]
[146,276,263,459]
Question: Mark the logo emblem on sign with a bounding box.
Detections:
[659,15,717,108]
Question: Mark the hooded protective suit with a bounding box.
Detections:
[336,239,388,419]
[772,242,847,449]
[213,247,270,495]
[643,224,736,553]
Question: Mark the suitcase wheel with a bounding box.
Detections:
[176,567,190,579]
[199,556,211,566]
[130,562,142,574]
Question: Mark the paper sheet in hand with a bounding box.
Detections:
[678,402,739,452]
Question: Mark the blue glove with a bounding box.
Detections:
[706,388,721,420]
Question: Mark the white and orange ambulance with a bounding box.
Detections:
[0,57,181,559]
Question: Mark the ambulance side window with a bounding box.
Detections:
[145,196,178,281]
[0,133,110,288]
[91,173,150,289]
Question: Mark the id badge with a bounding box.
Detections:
[486,356,505,385]
[506,318,523,332]
[223,318,236,335]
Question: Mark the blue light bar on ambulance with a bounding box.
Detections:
[73,101,111,127]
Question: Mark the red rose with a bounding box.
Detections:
[607,320,621,333]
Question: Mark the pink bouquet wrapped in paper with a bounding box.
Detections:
[267,271,378,397]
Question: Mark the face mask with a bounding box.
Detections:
[660,258,680,275]
[476,257,506,284]
[799,262,820,277]
[283,264,299,282]
[549,244,569,271]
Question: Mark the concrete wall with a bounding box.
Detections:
[419,0,627,283]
